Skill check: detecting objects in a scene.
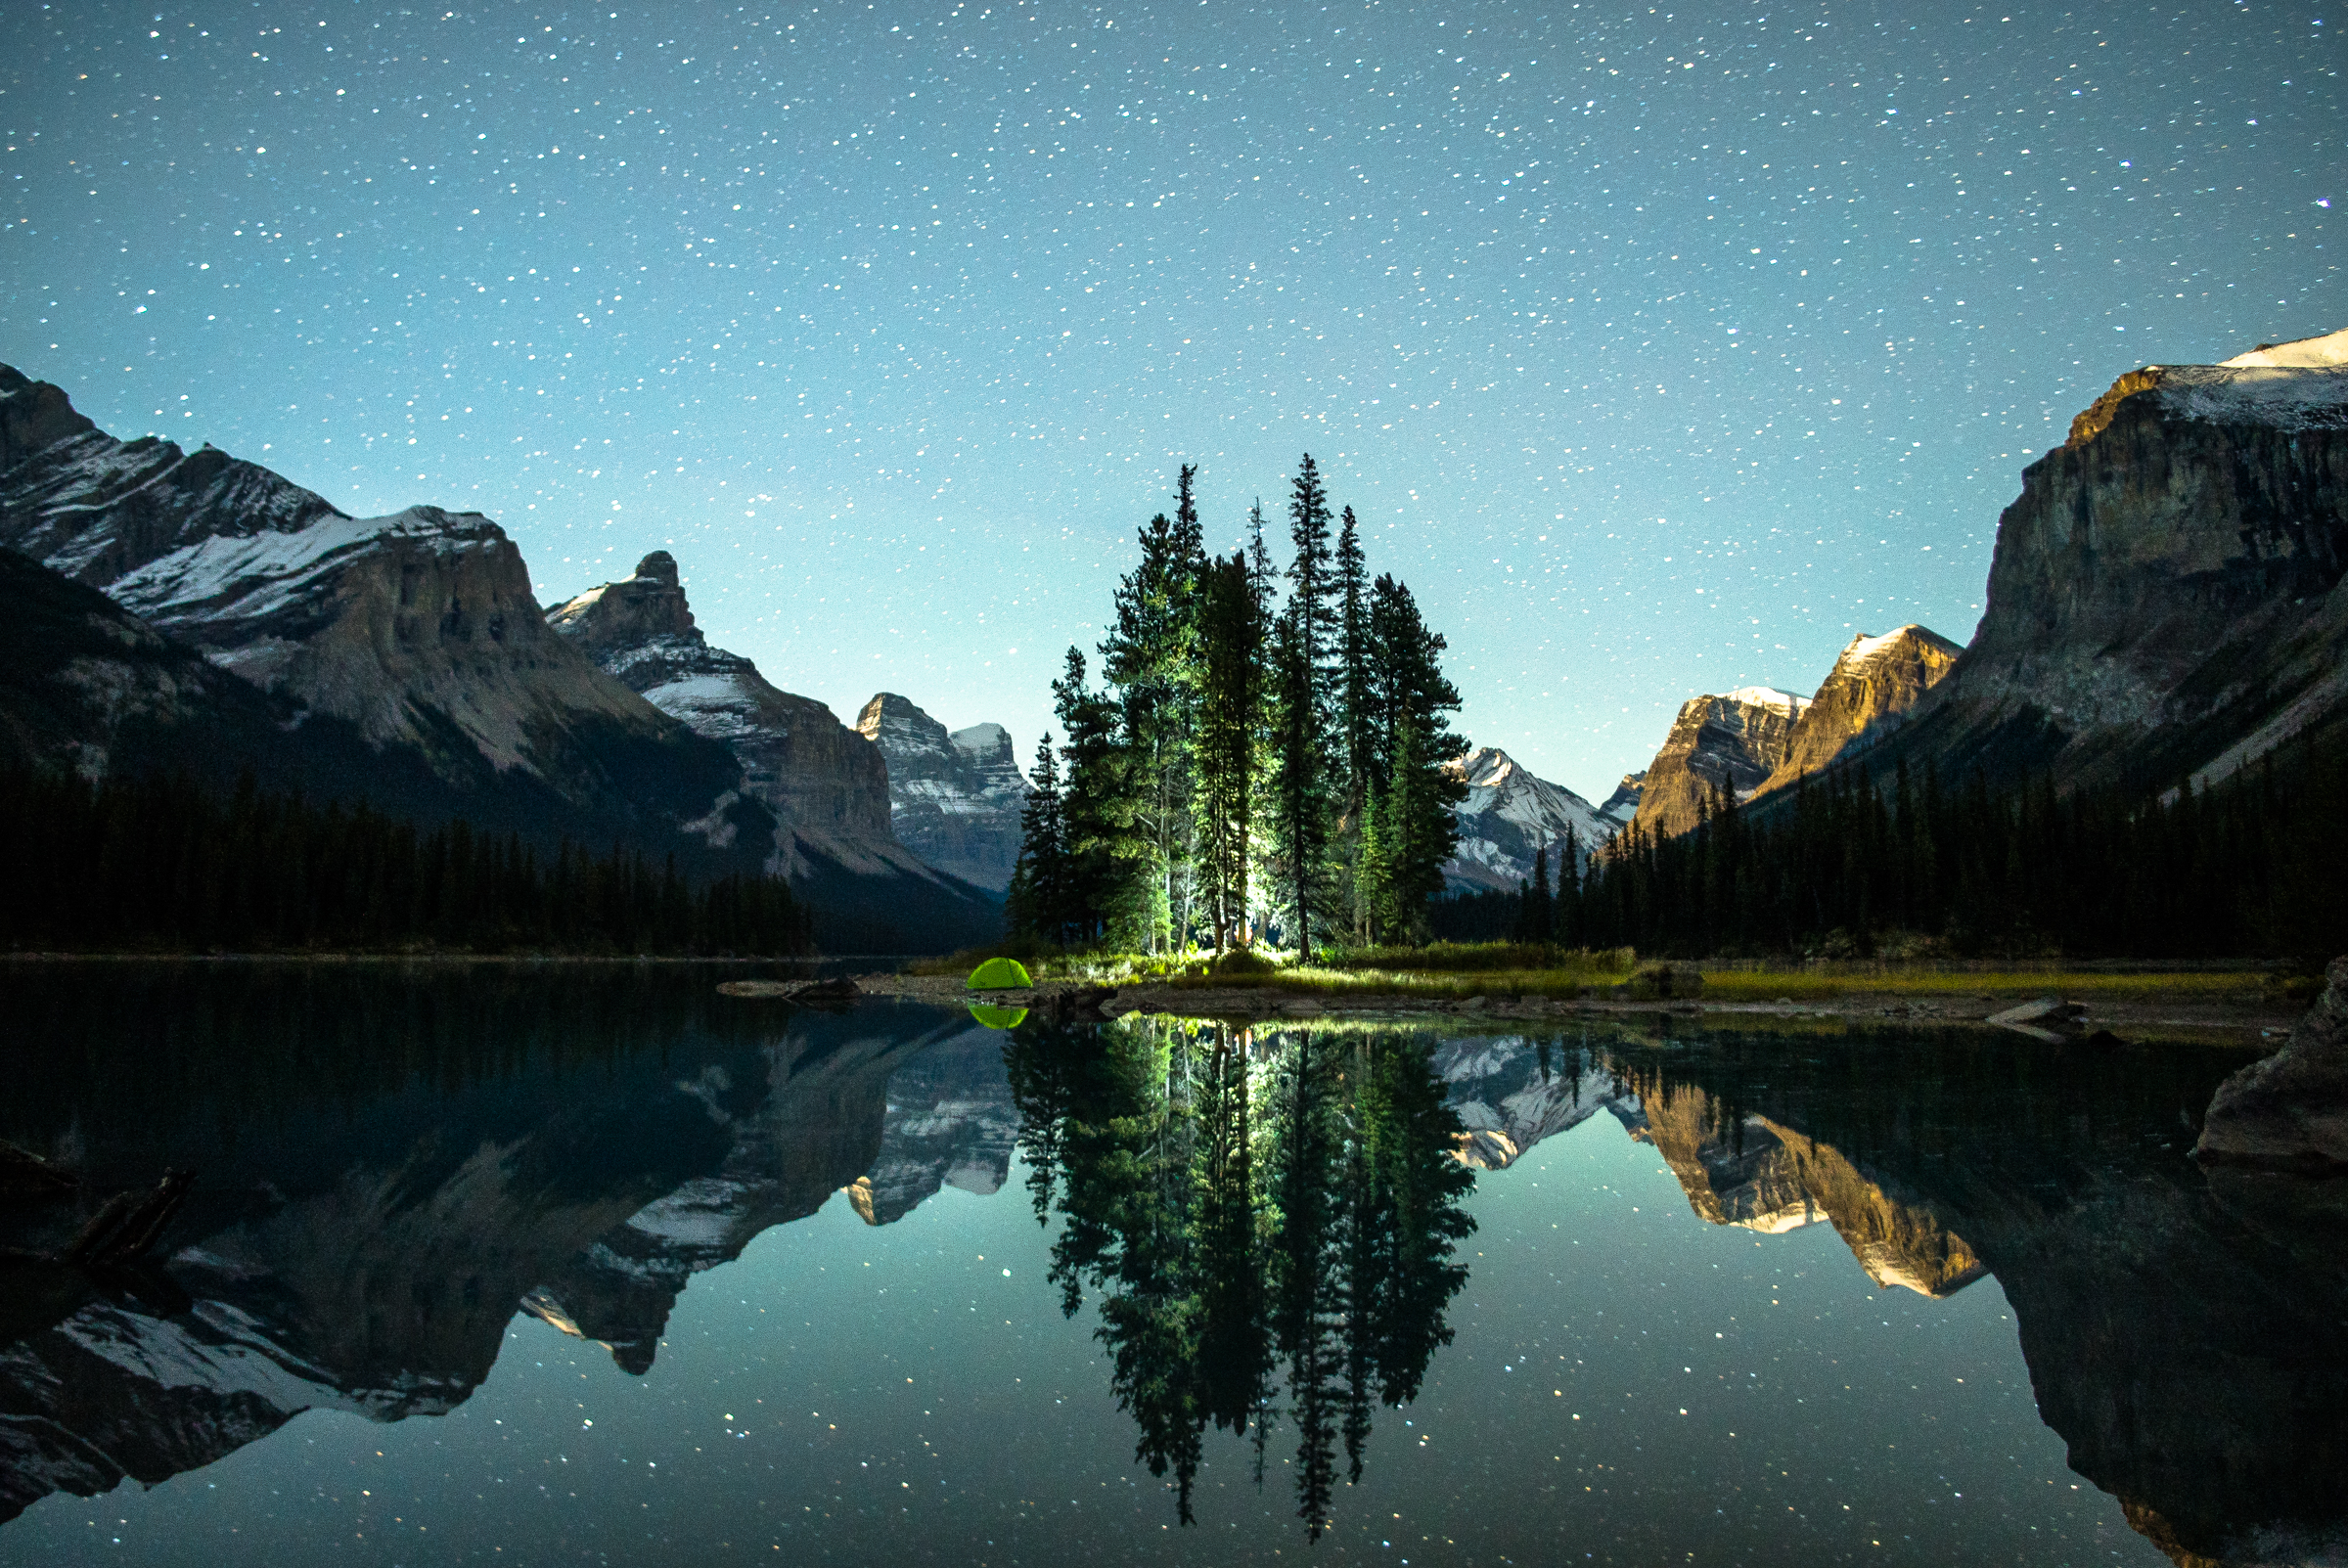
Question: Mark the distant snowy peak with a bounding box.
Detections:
[858,692,1027,893]
[1722,685,1812,718]
[951,721,1012,761]
[1753,624,1962,800]
[1441,745,1611,894]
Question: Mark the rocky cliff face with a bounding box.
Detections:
[0,365,769,864]
[854,693,1027,893]
[1627,688,1810,839]
[1751,625,1962,798]
[1440,747,1614,893]
[1596,771,1645,835]
[549,553,892,848]
[1887,327,2348,792]
[547,556,1002,950]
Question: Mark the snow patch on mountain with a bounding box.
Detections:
[1442,745,1612,894]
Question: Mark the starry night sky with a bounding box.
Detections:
[2,1,2337,796]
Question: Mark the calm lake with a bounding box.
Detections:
[1,964,2340,1567]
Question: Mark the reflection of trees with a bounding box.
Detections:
[1006,1019,1474,1537]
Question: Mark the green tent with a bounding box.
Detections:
[967,1003,1029,1031]
[968,956,1033,991]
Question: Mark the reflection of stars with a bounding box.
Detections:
[0,3,2333,792]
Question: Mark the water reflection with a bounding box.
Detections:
[1004,1019,1474,1534]
[0,969,2341,1565]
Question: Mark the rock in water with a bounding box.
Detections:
[854,693,1027,893]
[1751,625,1962,799]
[2196,956,2348,1174]
[1627,687,1809,840]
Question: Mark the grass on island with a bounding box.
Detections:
[917,939,2286,1007]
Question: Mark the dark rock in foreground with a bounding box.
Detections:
[2197,955,2348,1174]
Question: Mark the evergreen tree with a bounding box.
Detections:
[1007,733,1071,945]
[1054,649,1151,944]
[1266,595,1333,954]
[1192,552,1260,951]
[1334,506,1374,937]
[1101,470,1209,952]
[1362,575,1468,939]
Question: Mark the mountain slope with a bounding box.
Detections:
[547,554,1002,951]
[1865,329,2348,795]
[1627,687,1810,839]
[0,365,771,868]
[1750,624,1962,798]
[855,692,1028,892]
[1440,746,1613,892]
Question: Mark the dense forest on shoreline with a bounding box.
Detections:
[1431,731,2348,964]
[1,768,812,957]
[1008,456,1469,954]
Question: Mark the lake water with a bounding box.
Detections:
[1,964,2340,1567]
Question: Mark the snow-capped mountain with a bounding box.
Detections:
[1440,746,1615,893]
[0,364,772,871]
[856,693,1028,892]
[547,555,1002,950]
[1861,326,2348,795]
[1628,687,1811,839]
[1751,624,1961,799]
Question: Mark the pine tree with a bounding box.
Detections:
[1192,553,1260,952]
[1101,470,1208,952]
[1334,507,1374,938]
[1007,733,1071,945]
[1267,595,1332,955]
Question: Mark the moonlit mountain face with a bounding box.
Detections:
[0,4,2333,797]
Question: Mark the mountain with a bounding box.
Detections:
[1440,746,1614,892]
[546,555,1003,951]
[1852,328,2348,795]
[0,365,773,869]
[1749,624,1962,798]
[1596,771,1645,834]
[854,693,1029,892]
[1627,687,1810,839]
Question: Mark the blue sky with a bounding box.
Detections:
[3,0,2336,797]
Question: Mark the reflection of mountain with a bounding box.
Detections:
[1429,1034,1640,1169]
[844,1028,1020,1226]
[1630,1082,1986,1296]
[1604,1028,2348,1568]
[0,968,996,1524]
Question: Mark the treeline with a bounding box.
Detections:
[1009,457,1468,954]
[2,768,812,956]
[1431,730,2348,962]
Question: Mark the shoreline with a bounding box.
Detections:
[846,972,2294,1045]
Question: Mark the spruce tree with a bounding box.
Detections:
[1192,553,1260,951]
[1007,733,1071,946]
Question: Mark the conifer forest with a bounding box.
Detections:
[0,767,812,957]
[1007,455,1470,955]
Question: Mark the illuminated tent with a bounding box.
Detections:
[968,957,1033,991]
